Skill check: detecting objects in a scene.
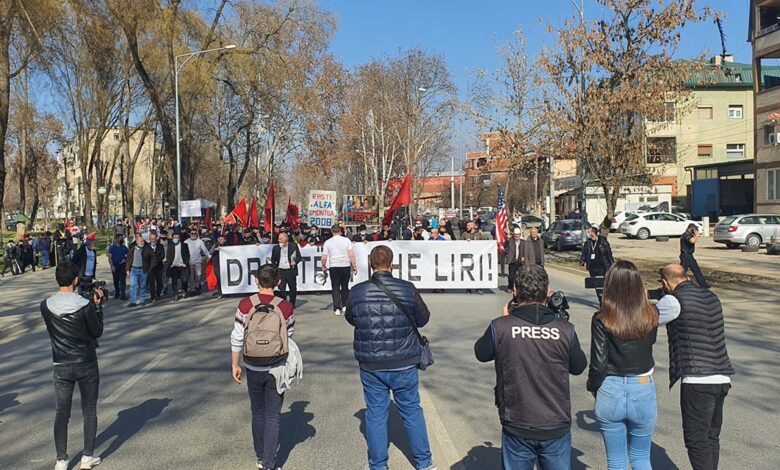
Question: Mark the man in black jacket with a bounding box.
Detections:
[146,232,166,302]
[475,265,587,469]
[680,224,708,288]
[166,230,190,301]
[658,264,734,470]
[580,225,614,303]
[41,262,104,470]
[271,232,301,306]
[72,232,98,282]
[505,227,525,291]
[345,245,435,470]
[126,233,153,307]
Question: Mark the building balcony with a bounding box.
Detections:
[755,25,780,57]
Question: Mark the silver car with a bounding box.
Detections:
[542,219,588,251]
[714,214,780,248]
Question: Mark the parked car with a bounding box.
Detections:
[610,211,634,232]
[619,212,702,240]
[714,214,780,248]
[512,214,546,231]
[542,219,589,251]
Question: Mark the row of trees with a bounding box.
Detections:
[1,0,720,233]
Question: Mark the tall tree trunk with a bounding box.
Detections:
[0,3,12,232]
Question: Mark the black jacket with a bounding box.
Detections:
[41,293,103,364]
[587,313,657,393]
[580,235,614,273]
[271,242,302,275]
[667,282,734,388]
[166,241,190,270]
[71,245,97,278]
[127,242,154,273]
[148,242,165,270]
[505,238,525,265]
[345,272,430,371]
[475,303,587,440]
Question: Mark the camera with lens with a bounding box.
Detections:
[547,291,570,321]
[79,278,108,304]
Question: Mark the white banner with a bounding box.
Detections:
[308,190,338,228]
[180,200,201,218]
[218,240,498,294]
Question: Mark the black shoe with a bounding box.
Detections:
[126,303,137,308]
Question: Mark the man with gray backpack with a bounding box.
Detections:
[231,264,295,470]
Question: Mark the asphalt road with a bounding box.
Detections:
[1,264,779,470]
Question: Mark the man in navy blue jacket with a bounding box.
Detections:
[345,245,435,470]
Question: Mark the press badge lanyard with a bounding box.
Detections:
[590,240,597,260]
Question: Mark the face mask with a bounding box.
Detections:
[172,239,179,245]
[360,231,366,236]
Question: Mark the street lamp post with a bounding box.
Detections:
[108,194,117,227]
[97,186,107,229]
[175,44,236,223]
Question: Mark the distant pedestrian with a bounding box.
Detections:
[3,239,20,275]
[475,265,587,469]
[147,232,165,302]
[127,233,153,307]
[587,261,676,470]
[230,264,295,470]
[184,228,210,296]
[521,227,545,268]
[658,264,734,470]
[345,245,436,470]
[680,224,708,288]
[166,231,190,301]
[39,231,52,269]
[505,227,525,291]
[580,225,614,303]
[321,225,356,316]
[429,228,445,241]
[71,232,98,283]
[462,221,488,241]
[272,232,301,307]
[41,261,104,470]
[107,234,128,300]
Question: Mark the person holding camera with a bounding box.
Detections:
[680,223,708,288]
[587,260,679,470]
[475,265,587,469]
[71,232,98,284]
[41,262,104,470]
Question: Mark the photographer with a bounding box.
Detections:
[474,265,587,469]
[41,262,104,470]
[680,223,708,288]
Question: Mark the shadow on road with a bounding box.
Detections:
[0,392,20,423]
[451,441,501,469]
[94,398,171,461]
[277,400,316,466]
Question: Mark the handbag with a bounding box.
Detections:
[371,278,434,370]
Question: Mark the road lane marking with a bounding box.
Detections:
[197,305,224,326]
[102,352,168,405]
[419,382,461,468]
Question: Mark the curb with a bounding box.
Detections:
[548,263,585,277]
[0,316,38,339]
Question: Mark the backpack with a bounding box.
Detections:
[243,295,289,367]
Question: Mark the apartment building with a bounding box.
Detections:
[750,0,780,213]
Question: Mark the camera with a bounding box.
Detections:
[547,291,570,321]
[79,278,108,304]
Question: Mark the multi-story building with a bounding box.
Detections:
[54,128,158,224]
[647,56,758,218]
[750,0,780,214]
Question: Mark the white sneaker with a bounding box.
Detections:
[54,460,68,470]
[80,455,101,469]
[334,309,341,316]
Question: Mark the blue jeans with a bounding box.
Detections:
[594,376,657,470]
[129,267,148,305]
[41,250,50,268]
[502,431,571,470]
[359,368,433,470]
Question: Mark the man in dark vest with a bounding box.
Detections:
[475,265,587,468]
[658,264,734,470]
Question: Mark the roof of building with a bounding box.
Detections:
[685,61,780,88]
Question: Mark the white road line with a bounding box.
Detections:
[418,382,461,469]
[197,305,223,326]
[102,352,168,405]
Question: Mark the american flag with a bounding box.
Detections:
[496,185,507,253]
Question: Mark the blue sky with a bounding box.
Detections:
[322,0,751,153]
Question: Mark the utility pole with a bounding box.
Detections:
[450,152,455,209]
[571,0,587,217]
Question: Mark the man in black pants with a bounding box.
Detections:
[658,264,734,470]
[580,225,614,303]
[505,227,525,291]
[147,232,165,302]
[321,225,356,316]
[41,262,104,470]
[272,232,302,307]
[680,224,708,288]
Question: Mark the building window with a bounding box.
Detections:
[728,105,743,119]
[650,101,676,122]
[647,137,676,164]
[695,168,717,180]
[697,106,713,120]
[765,124,777,146]
[113,133,120,141]
[726,144,745,158]
[769,169,779,201]
[479,174,492,186]
[697,144,713,158]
